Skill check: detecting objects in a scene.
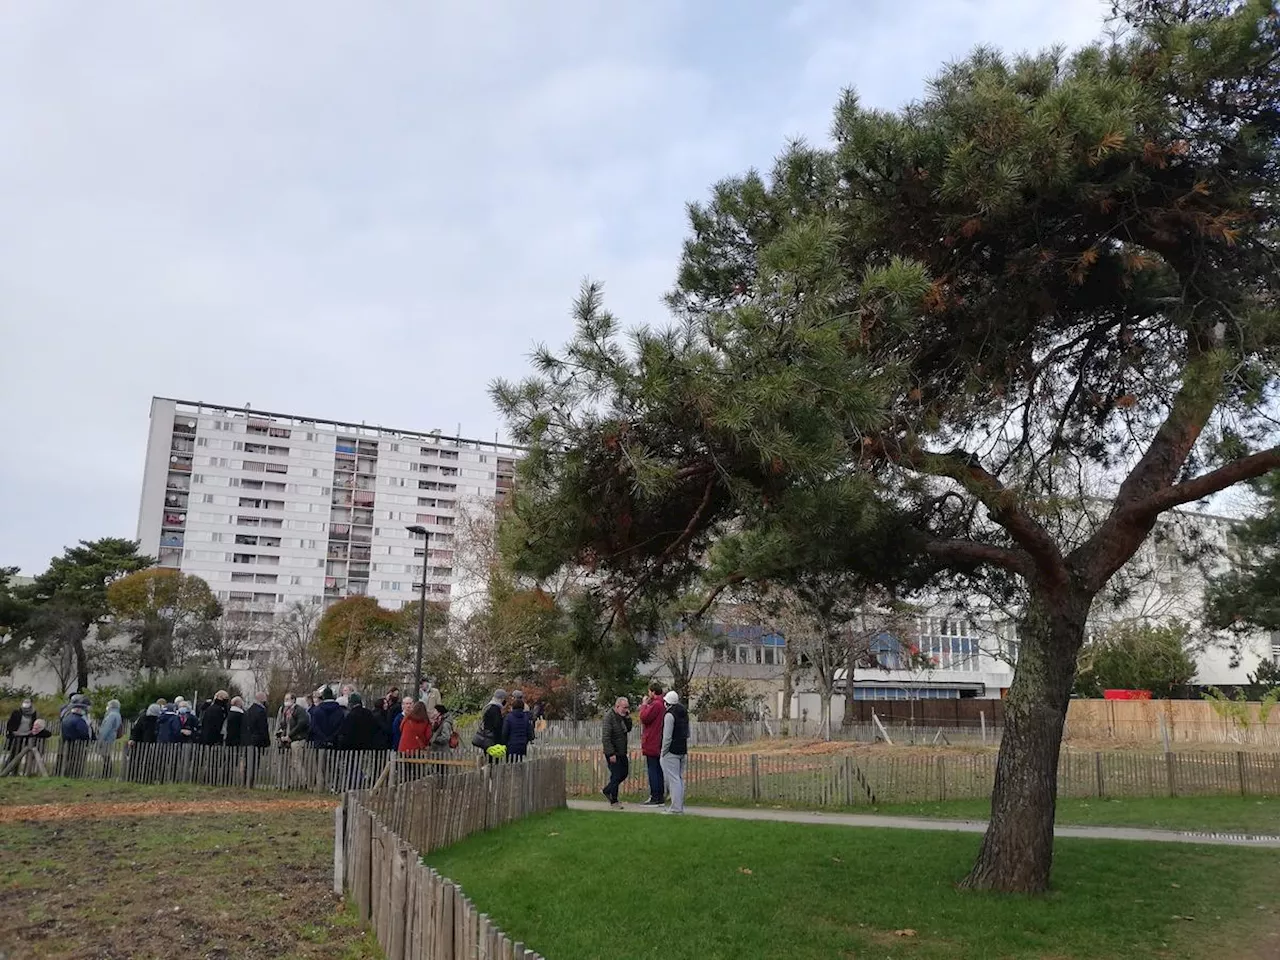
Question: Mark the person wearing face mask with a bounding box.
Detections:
[176,700,199,744]
[276,693,311,748]
[5,699,38,765]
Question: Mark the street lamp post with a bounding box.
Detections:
[405,524,429,693]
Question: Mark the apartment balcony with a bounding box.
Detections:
[332,493,353,506]
[356,442,379,456]
[159,534,184,548]
[348,581,368,596]
[165,476,191,492]
[324,576,345,590]
[170,437,195,455]
[168,455,193,473]
[333,478,354,490]
[330,523,350,539]
[162,512,187,528]
[348,563,371,578]
[353,492,375,507]
[352,510,374,526]
[351,531,371,545]
[164,493,189,510]
[349,545,371,562]
[327,545,349,560]
[158,547,182,567]
[355,477,376,491]
[336,441,358,455]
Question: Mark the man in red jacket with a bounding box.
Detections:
[638,680,667,806]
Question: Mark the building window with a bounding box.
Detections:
[917,618,980,670]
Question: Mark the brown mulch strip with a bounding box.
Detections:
[0,798,337,822]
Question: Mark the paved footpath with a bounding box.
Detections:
[566,800,1280,848]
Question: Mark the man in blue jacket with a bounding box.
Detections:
[309,687,345,747]
[156,703,182,743]
[57,697,93,777]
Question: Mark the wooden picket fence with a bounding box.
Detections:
[546,745,1280,807]
[5,739,481,792]
[338,758,567,960]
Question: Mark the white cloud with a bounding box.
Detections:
[0,0,1116,571]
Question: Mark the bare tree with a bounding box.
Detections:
[190,615,258,671]
[273,600,326,693]
[652,620,715,705]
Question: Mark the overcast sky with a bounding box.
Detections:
[0,0,1109,574]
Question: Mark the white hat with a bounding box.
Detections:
[663,690,679,705]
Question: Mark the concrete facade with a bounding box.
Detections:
[135,397,520,669]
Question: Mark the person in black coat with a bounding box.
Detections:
[244,693,271,748]
[130,704,161,744]
[481,689,506,746]
[335,694,384,750]
[370,697,392,749]
[501,691,535,761]
[224,698,246,747]
[199,691,230,745]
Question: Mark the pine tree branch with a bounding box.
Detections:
[1123,446,1280,519]
[594,474,720,645]
[863,437,1063,573]
[922,538,1033,577]
[690,573,747,621]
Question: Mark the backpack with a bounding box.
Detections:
[448,729,460,749]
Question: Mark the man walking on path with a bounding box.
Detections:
[660,690,689,815]
[639,682,666,805]
[601,696,632,807]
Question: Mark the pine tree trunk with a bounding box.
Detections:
[960,589,1090,893]
[73,634,89,692]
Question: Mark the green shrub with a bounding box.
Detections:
[86,667,241,721]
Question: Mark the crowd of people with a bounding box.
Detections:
[3,678,552,770]
[7,678,694,804]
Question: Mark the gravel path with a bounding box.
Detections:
[566,799,1280,848]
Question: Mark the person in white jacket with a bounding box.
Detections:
[660,690,689,814]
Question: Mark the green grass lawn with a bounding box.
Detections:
[667,791,1280,834]
[866,794,1280,833]
[427,808,1280,960]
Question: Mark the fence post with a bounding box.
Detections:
[333,797,345,895]
[937,756,945,802]
[1094,752,1104,799]
[1165,751,1177,798]
[750,754,760,802]
[980,711,986,745]
[1237,751,1247,797]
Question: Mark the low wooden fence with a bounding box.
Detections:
[339,757,566,960]
[1065,699,1280,746]
[549,746,1280,807]
[534,716,1000,747]
[2,739,480,792]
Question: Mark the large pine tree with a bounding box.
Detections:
[494,0,1280,892]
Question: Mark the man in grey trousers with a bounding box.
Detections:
[660,690,688,814]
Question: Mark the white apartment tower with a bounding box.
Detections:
[137,398,519,638]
